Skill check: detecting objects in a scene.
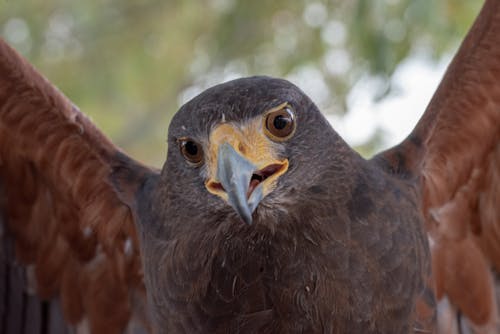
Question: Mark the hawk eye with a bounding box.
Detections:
[264,104,296,141]
[179,138,204,165]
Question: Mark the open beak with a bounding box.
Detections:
[214,143,261,224]
[205,122,288,224]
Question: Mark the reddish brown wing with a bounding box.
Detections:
[378,0,500,332]
[0,39,155,333]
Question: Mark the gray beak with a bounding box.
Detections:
[216,143,263,224]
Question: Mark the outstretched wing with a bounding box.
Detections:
[0,39,156,333]
[377,0,500,331]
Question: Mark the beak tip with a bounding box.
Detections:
[234,203,253,225]
[242,215,253,225]
[217,143,260,226]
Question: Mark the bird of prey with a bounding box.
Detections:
[0,0,499,333]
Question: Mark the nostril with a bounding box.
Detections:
[238,142,246,154]
[207,181,225,193]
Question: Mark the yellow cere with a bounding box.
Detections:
[205,114,289,201]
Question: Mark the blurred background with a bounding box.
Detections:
[1,0,481,167]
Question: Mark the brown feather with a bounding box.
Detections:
[378,0,500,330]
[1,1,499,331]
[0,38,155,332]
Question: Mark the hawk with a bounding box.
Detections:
[0,0,498,333]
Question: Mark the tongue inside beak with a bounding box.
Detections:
[247,164,285,199]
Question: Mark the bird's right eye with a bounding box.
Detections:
[178,138,204,165]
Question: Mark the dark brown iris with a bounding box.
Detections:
[264,105,296,140]
[179,138,204,165]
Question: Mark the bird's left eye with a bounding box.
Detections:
[178,138,204,165]
[264,104,296,141]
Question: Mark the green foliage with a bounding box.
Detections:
[1,0,481,165]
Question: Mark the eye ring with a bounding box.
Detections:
[178,138,204,166]
[263,103,296,141]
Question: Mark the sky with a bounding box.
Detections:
[320,54,450,153]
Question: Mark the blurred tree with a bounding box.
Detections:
[0,0,482,166]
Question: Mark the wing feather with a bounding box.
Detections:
[376,0,500,330]
[0,38,154,333]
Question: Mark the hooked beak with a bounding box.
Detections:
[215,143,262,224]
[206,142,288,225]
[205,122,289,225]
